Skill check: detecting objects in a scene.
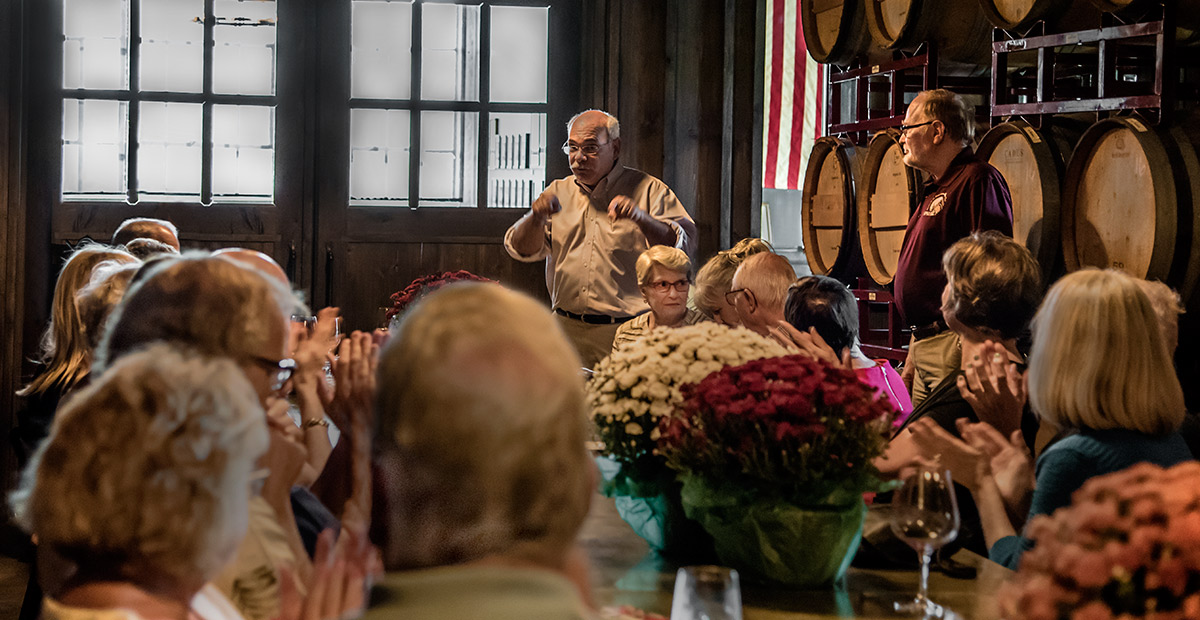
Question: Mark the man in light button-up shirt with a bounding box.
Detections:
[505,109,696,368]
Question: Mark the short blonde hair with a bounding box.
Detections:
[732,251,797,313]
[693,238,773,315]
[635,245,691,287]
[95,252,299,373]
[1028,269,1184,435]
[77,260,140,351]
[11,344,267,588]
[376,282,592,570]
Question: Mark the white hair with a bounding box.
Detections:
[11,344,268,587]
[567,109,620,140]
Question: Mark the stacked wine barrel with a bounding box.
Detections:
[799,0,1200,304]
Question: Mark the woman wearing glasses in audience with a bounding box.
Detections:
[611,246,706,352]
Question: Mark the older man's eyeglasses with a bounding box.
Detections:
[725,288,755,306]
[646,279,690,293]
[898,120,935,135]
[561,141,609,156]
[246,356,296,392]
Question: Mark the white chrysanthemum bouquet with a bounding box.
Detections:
[588,323,789,468]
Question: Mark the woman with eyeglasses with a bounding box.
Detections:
[611,245,706,352]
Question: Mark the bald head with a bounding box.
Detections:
[112,218,180,251]
[213,248,289,286]
[731,252,797,336]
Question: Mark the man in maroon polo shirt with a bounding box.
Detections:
[893,89,1013,407]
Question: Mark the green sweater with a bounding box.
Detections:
[989,428,1193,569]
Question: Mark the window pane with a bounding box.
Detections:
[140,0,204,93]
[350,109,410,204]
[488,113,545,208]
[352,0,412,100]
[212,0,277,96]
[62,99,128,197]
[137,101,202,200]
[421,3,479,102]
[63,0,130,90]
[213,105,275,200]
[489,6,548,104]
[420,111,477,207]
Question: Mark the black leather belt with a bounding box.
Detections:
[910,319,949,342]
[554,308,635,325]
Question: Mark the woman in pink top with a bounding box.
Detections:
[782,276,913,423]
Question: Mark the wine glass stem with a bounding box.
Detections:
[917,545,933,605]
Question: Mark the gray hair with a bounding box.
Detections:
[112,217,180,248]
[567,109,620,140]
[375,282,592,570]
[10,344,268,587]
[95,252,300,373]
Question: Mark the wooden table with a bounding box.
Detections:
[578,494,1012,619]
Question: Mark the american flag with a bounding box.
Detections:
[762,0,825,191]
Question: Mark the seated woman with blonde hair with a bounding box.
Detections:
[611,245,706,352]
[909,268,1193,569]
[692,238,772,326]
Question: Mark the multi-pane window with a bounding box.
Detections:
[61,0,277,203]
[348,0,549,208]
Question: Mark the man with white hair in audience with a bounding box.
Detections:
[364,282,594,619]
[728,251,797,337]
[95,253,316,620]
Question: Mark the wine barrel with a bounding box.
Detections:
[1088,0,1200,42]
[1062,117,1200,299]
[975,116,1087,279]
[800,0,876,65]
[863,0,993,69]
[976,0,1099,32]
[858,129,924,285]
[801,137,868,281]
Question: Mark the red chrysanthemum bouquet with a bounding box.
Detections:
[1000,462,1200,620]
[658,354,896,586]
[384,270,494,325]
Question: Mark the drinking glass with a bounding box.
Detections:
[889,467,961,618]
[670,565,742,620]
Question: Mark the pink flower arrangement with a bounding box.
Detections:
[657,354,895,504]
[384,270,495,324]
[1000,462,1200,620]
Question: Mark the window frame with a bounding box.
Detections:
[61,0,283,206]
[348,0,553,210]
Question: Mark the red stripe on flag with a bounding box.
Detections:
[763,0,786,189]
[786,9,807,190]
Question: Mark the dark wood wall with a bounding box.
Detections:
[580,0,764,261]
[2,0,28,479]
[0,1,767,466]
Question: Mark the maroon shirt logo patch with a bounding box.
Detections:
[923,193,947,217]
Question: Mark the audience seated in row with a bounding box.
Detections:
[910,268,1193,569]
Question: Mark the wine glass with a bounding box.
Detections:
[670,565,743,620]
[889,467,961,618]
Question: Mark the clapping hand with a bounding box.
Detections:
[769,321,852,370]
[907,417,990,492]
[956,340,1026,437]
[957,420,1034,523]
[277,528,374,620]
